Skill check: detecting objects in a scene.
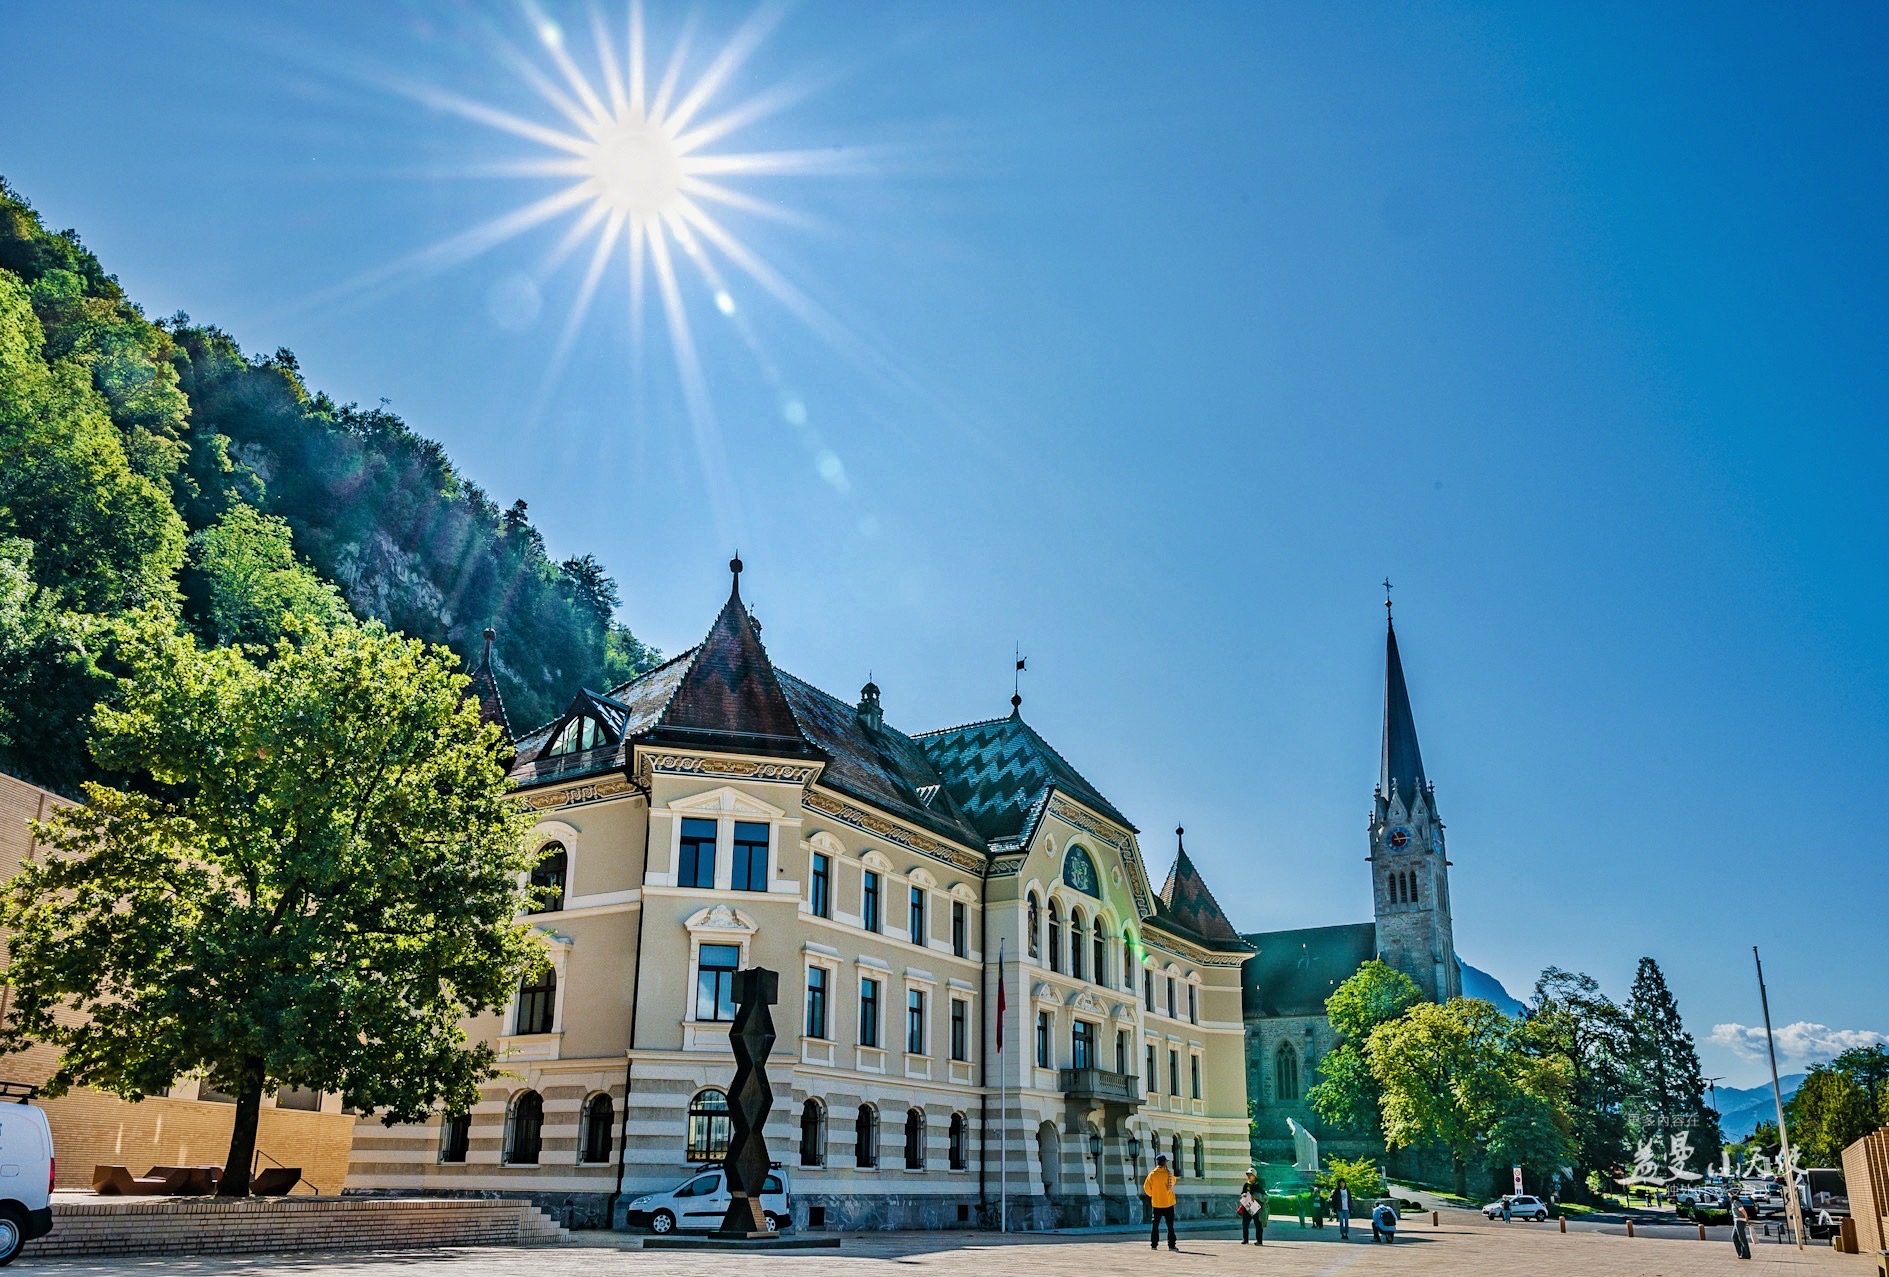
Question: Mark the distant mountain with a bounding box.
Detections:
[1715,1075,1806,1141]
[1459,958,1527,1016]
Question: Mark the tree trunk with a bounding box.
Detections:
[217,1055,267,1197]
[1452,1154,1467,1197]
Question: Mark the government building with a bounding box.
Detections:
[347,561,1254,1230]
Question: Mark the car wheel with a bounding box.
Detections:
[0,1207,23,1266]
[1533,1212,1547,1222]
[765,1213,782,1233]
[650,1210,677,1235]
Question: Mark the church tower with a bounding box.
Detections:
[1368,604,1461,1003]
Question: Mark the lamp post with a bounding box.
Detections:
[1089,1130,1104,1178]
[1127,1133,1143,1181]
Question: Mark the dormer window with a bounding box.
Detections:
[546,715,606,757]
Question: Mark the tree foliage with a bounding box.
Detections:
[1308,960,1422,1141]
[0,615,541,1195]
[1786,1064,1879,1167]
[0,177,659,791]
[1522,967,1631,1193]
[1623,957,1721,1175]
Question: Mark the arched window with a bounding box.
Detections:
[1122,927,1136,990]
[1193,1136,1204,1178]
[1026,893,1041,959]
[439,1111,470,1163]
[687,1089,731,1162]
[904,1108,925,1170]
[1069,908,1086,980]
[799,1099,826,1168]
[1047,900,1063,973]
[504,1090,543,1165]
[546,715,605,757]
[1410,872,1420,904]
[948,1112,968,1170]
[1275,1042,1301,1102]
[529,843,567,913]
[855,1104,878,1168]
[1093,918,1107,987]
[515,964,556,1035]
[1170,1133,1182,1175]
[581,1093,614,1164]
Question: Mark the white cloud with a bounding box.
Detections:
[1710,1021,1887,1065]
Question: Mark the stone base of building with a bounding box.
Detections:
[345,1186,614,1231]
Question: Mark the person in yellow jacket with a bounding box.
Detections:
[1144,1154,1179,1250]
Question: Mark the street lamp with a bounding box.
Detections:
[1089,1129,1104,1178]
[1127,1133,1143,1178]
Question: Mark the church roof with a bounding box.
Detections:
[1240,922,1378,1018]
[1380,617,1427,803]
[467,631,510,740]
[1149,834,1251,953]
[913,710,1135,845]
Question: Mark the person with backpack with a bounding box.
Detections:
[1371,1199,1399,1244]
[1144,1154,1178,1251]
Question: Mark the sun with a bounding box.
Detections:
[586,114,685,218]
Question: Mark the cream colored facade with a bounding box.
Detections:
[347,575,1252,1230]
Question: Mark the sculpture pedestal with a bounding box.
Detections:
[641,1235,841,1251]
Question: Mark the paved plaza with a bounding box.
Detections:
[12,1214,1866,1277]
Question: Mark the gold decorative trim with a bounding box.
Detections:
[1048,797,1129,851]
[517,775,635,812]
[1143,929,1250,968]
[642,753,819,785]
[805,789,984,873]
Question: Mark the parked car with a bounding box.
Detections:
[0,1083,56,1265]
[1482,1195,1549,1221]
[623,1166,792,1234]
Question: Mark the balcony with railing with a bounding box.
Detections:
[1058,1068,1142,1106]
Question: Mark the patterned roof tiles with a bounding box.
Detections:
[913,711,1134,844]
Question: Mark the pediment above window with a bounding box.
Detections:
[668,785,786,820]
[684,904,759,935]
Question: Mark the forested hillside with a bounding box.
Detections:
[0,178,657,794]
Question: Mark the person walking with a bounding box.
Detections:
[1310,1189,1327,1229]
[1371,1199,1399,1244]
[1145,1154,1178,1251]
[1731,1193,1754,1261]
[1237,1171,1269,1245]
[1500,1195,1512,1224]
[1330,1178,1352,1240]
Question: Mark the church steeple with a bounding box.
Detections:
[1379,612,1428,807]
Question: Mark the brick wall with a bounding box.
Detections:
[1841,1126,1889,1257]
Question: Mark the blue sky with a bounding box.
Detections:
[6,1,1885,1088]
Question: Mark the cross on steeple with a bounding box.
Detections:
[1383,577,1393,619]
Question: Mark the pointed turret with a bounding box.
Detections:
[1379,614,1427,806]
[468,626,511,742]
[648,556,811,756]
[1155,826,1247,949]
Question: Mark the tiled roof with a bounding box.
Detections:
[913,711,1134,844]
[468,655,510,740]
[777,673,986,851]
[645,581,810,757]
[1152,843,1250,952]
[508,650,695,787]
[1240,922,1378,1018]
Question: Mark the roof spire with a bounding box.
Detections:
[482,626,496,665]
[1379,598,1427,802]
[1011,645,1026,715]
[1176,824,1186,854]
[729,551,743,598]
[1384,576,1393,623]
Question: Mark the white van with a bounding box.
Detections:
[0,1084,55,1264]
[623,1166,791,1234]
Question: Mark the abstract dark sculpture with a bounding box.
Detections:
[717,967,779,1237]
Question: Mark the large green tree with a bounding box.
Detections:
[0,615,541,1195]
[185,505,352,646]
[1522,967,1631,1195]
[1307,959,1422,1140]
[1786,1065,1878,1167]
[1623,957,1721,1176]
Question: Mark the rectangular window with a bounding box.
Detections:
[1188,983,1198,1025]
[1144,969,1154,1012]
[860,977,881,1048]
[1169,1048,1181,1096]
[1072,1020,1095,1070]
[1036,1011,1052,1068]
[950,998,969,1061]
[1145,1042,1157,1087]
[732,821,769,892]
[1166,977,1177,1021]
[907,989,926,1055]
[1116,1029,1129,1076]
[1190,1053,1202,1099]
[909,885,926,944]
[696,943,739,1022]
[806,966,829,1040]
[678,818,717,889]
[810,852,831,918]
[951,900,967,958]
[863,871,882,933]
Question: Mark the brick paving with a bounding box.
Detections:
[10,1214,1865,1276]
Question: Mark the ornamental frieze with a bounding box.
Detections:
[1142,930,1248,969]
[516,775,635,812]
[804,789,983,873]
[1047,797,1129,851]
[641,753,820,785]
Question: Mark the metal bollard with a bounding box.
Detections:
[1432,1211,1438,1227]
[1626,1219,1635,1238]
[1559,1217,1566,1233]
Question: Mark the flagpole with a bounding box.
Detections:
[1754,947,1805,1250]
[999,936,1008,1234]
